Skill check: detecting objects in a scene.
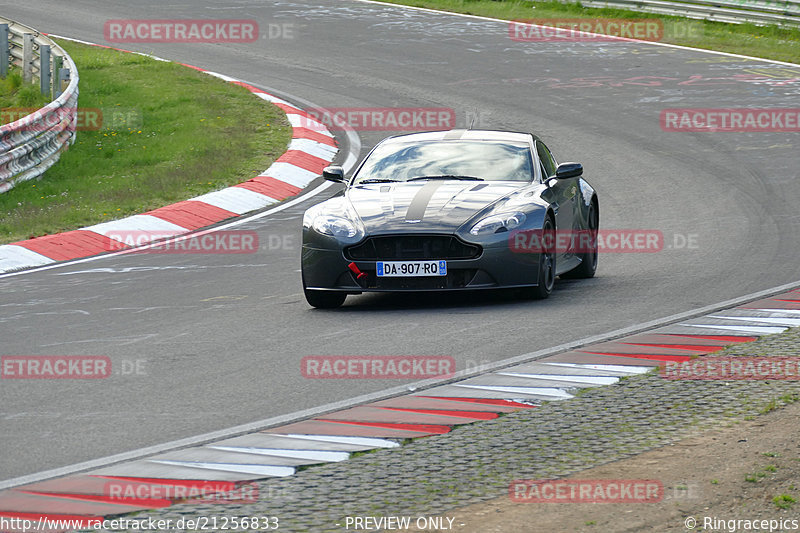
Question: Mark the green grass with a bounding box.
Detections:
[0,67,51,111]
[0,40,292,244]
[745,464,778,482]
[773,493,796,510]
[376,0,800,64]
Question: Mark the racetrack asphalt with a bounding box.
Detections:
[0,0,798,484]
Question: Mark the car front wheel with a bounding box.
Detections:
[526,217,555,300]
[562,201,598,279]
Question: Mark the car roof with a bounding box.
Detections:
[380,129,535,145]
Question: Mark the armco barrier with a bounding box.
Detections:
[0,17,77,194]
[571,0,800,27]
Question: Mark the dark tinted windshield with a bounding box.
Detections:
[354,141,534,183]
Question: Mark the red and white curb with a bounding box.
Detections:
[0,51,337,274]
[1,288,797,530]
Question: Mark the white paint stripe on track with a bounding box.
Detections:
[452,384,575,399]
[286,114,332,135]
[542,363,654,374]
[679,323,788,334]
[496,372,620,385]
[208,446,350,462]
[0,245,55,270]
[149,460,295,477]
[262,162,320,188]
[279,434,400,449]
[288,138,339,159]
[707,315,800,327]
[202,70,239,82]
[189,187,277,215]
[757,309,800,316]
[84,214,188,237]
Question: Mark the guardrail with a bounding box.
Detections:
[0,16,78,194]
[574,0,800,27]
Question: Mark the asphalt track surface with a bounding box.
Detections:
[1,0,798,482]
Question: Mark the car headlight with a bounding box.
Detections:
[312,215,360,238]
[469,212,527,235]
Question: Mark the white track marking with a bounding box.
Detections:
[496,372,620,385]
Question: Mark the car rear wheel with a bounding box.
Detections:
[526,217,555,300]
[562,201,598,279]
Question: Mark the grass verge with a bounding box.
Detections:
[0,67,51,110]
[376,0,800,64]
[0,40,292,245]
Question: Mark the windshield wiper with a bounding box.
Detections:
[357,178,400,184]
[407,175,484,182]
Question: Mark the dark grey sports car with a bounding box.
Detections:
[301,129,598,308]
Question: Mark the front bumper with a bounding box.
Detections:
[302,236,544,293]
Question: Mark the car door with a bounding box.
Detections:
[537,140,579,271]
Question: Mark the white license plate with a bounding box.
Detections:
[376,260,447,277]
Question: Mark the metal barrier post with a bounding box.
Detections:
[39,44,51,96]
[0,24,8,78]
[22,32,33,83]
[52,54,62,100]
[57,65,70,99]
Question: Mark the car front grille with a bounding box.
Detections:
[345,235,481,261]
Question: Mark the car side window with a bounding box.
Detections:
[537,141,557,179]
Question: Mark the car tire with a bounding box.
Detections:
[562,201,598,279]
[526,217,556,300]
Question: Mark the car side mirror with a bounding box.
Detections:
[555,162,583,179]
[322,165,345,183]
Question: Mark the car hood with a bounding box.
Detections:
[345,181,525,233]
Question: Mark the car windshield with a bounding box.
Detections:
[353,140,534,184]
